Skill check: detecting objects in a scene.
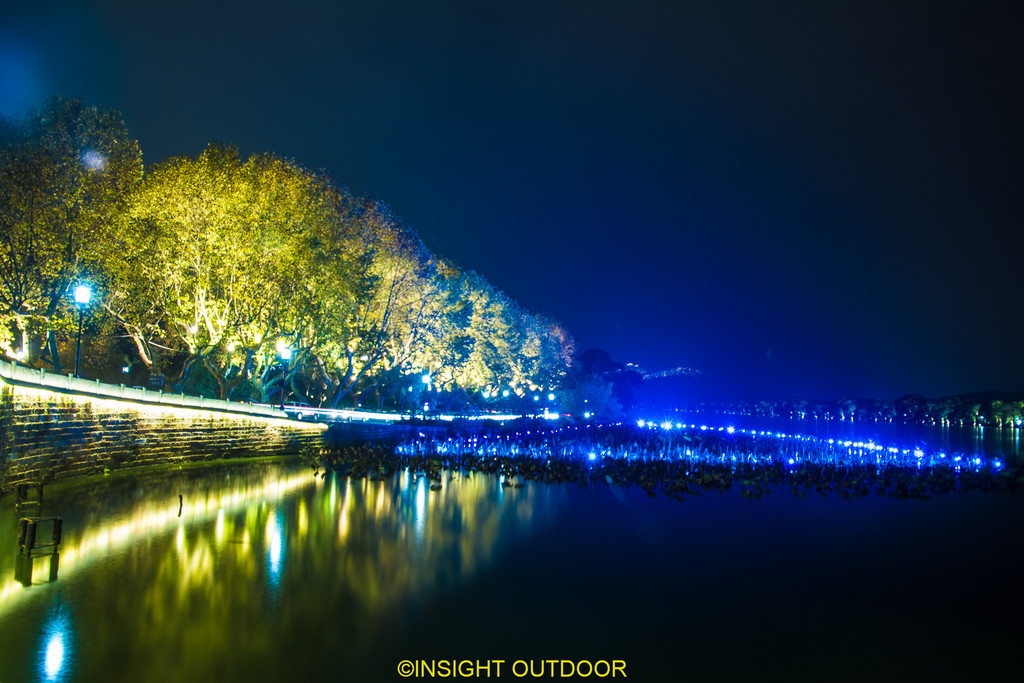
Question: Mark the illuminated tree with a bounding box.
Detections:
[111,144,333,397]
[0,96,142,367]
[460,271,520,393]
[518,313,574,391]
[213,154,339,401]
[2,96,577,408]
[302,200,437,408]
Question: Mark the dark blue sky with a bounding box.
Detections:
[3,0,1022,403]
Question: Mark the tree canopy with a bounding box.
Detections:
[0,96,576,415]
[0,96,142,368]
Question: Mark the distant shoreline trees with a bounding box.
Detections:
[683,393,1024,429]
[1,96,576,414]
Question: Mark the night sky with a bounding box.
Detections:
[3,1,1022,404]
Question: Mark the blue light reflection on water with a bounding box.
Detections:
[267,510,284,587]
[414,476,427,547]
[40,604,71,681]
[400,421,1011,480]
[615,417,1018,474]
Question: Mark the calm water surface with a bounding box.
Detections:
[1,456,1021,682]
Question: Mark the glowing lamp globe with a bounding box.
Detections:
[74,285,91,305]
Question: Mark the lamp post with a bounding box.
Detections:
[278,345,292,410]
[73,284,91,378]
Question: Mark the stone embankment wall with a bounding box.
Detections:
[0,380,326,492]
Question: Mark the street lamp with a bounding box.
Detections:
[73,284,91,378]
[277,342,292,409]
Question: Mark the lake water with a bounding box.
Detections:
[1,440,1022,681]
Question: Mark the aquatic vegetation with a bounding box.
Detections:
[314,424,1021,502]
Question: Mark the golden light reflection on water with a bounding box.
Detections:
[0,462,558,682]
[0,469,313,618]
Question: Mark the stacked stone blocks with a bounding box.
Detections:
[0,383,324,491]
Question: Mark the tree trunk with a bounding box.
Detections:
[45,330,63,374]
[202,355,228,399]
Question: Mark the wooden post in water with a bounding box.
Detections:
[14,516,64,586]
[14,552,32,587]
[18,516,62,556]
[49,551,60,582]
[21,519,37,554]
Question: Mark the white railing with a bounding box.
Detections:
[0,361,561,426]
[276,404,559,424]
[0,360,288,420]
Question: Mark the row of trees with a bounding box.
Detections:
[694,394,1024,429]
[1,97,576,413]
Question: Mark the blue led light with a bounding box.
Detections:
[399,417,1006,497]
